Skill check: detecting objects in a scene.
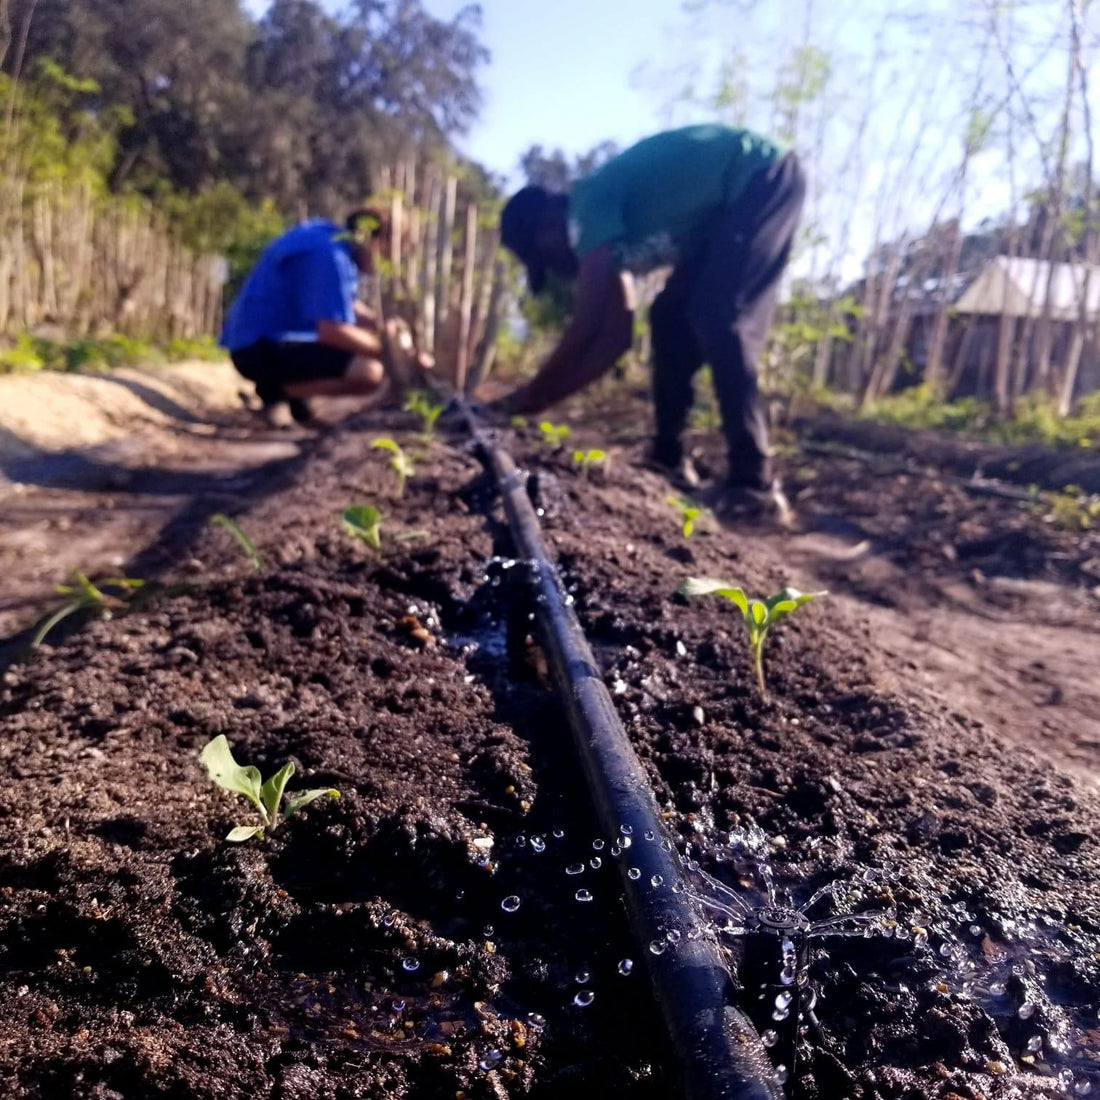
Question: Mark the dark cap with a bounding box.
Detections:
[500,186,551,294]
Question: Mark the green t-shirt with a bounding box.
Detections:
[569,125,783,274]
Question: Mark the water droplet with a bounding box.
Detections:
[575,968,590,983]
[483,924,494,938]
[552,828,565,839]
[402,958,419,972]
[383,912,397,927]
[1018,1002,1036,1020]
[618,959,634,975]
[666,929,682,945]
[531,836,546,854]
[515,835,526,847]
[628,867,641,880]
[649,939,667,955]
[392,999,406,1013]
[776,1065,788,1085]
[609,843,622,857]
[620,836,632,849]
[772,1006,790,1022]
[501,896,521,913]
[651,875,664,887]
[939,943,953,958]
[566,863,584,875]
[970,924,983,936]
[592,839,605,851]
[1026,1035,1043,1053]
[527,1012,546,1030]
[661,839,673,852]
[573,990,595,1008]
[989,981,1006,996]
[620,825,634,836]
[575,889,593,903]
[762,1029,778,1048]
[644,831,655,841]
[479,1049,502,1071]
[912,928,928,948]
[775,991,793,1010]
[1074,1081,1092,1096]
[590,857,602,869]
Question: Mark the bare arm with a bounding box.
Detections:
[503,244,634,414]
[316,319,383,358]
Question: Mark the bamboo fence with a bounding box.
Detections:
[373,157,504,396]
[0,178,225,340]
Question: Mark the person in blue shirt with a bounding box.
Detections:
[221,209,391,426]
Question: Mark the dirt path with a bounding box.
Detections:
[0,362,361,642]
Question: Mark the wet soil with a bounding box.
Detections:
[1,393,1098,1099]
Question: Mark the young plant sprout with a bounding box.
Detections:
[31,571,145,648]
[403,390,444,439]
[538,420,572,450]
[510,415,529,429]
[371,438,414,497]
[668,496,705,538]
[677,578,825,699]
[342,504,383,550]
[209,513,264,571]
[572,448,607,474]
[200,735,339,842]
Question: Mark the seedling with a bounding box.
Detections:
[371,438,414,497]
[677,578,825,699]
[572,448,607,474]
[510,415,529,429]
[209,513,264,571]
[342,504,383,550]
[404,390,444,439]
[31,571,145,648]
[200,735,339,842]
[538,420,572,450]
[668,496,705,538]
[1037,485,1100,531]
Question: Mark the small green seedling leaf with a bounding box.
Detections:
[404,390,444,438]
[32,571,145,647]
[371,438,414,497]
[200,735,266,819]
[209,513,264,571]
[342,504,383,550]
[571,448,607,474]
[510,415,529,429]
[260,762,296,820]
[667,496,705,538]
[538,421,572,450]
[283,788,340,819]
[200,736,340,841]
[678,578,825,699]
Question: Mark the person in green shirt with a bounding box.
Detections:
[491,124,804,520]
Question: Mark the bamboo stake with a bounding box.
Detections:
[421,171,441,356]
[455,202,478,392]
[434,174,457,354]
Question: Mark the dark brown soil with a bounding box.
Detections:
[1,397,1098,1099]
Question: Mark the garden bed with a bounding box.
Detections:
[0,403,1097,1098]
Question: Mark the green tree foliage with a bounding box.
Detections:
[5,0,489,215]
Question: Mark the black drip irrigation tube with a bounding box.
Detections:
[460,409,782,1100]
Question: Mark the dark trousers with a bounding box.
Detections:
[649,152,805,489]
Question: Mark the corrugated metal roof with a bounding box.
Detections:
[955,256,1100,319]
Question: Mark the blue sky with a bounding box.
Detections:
[422,0,676,184]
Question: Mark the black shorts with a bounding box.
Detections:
[231,339,353,396]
